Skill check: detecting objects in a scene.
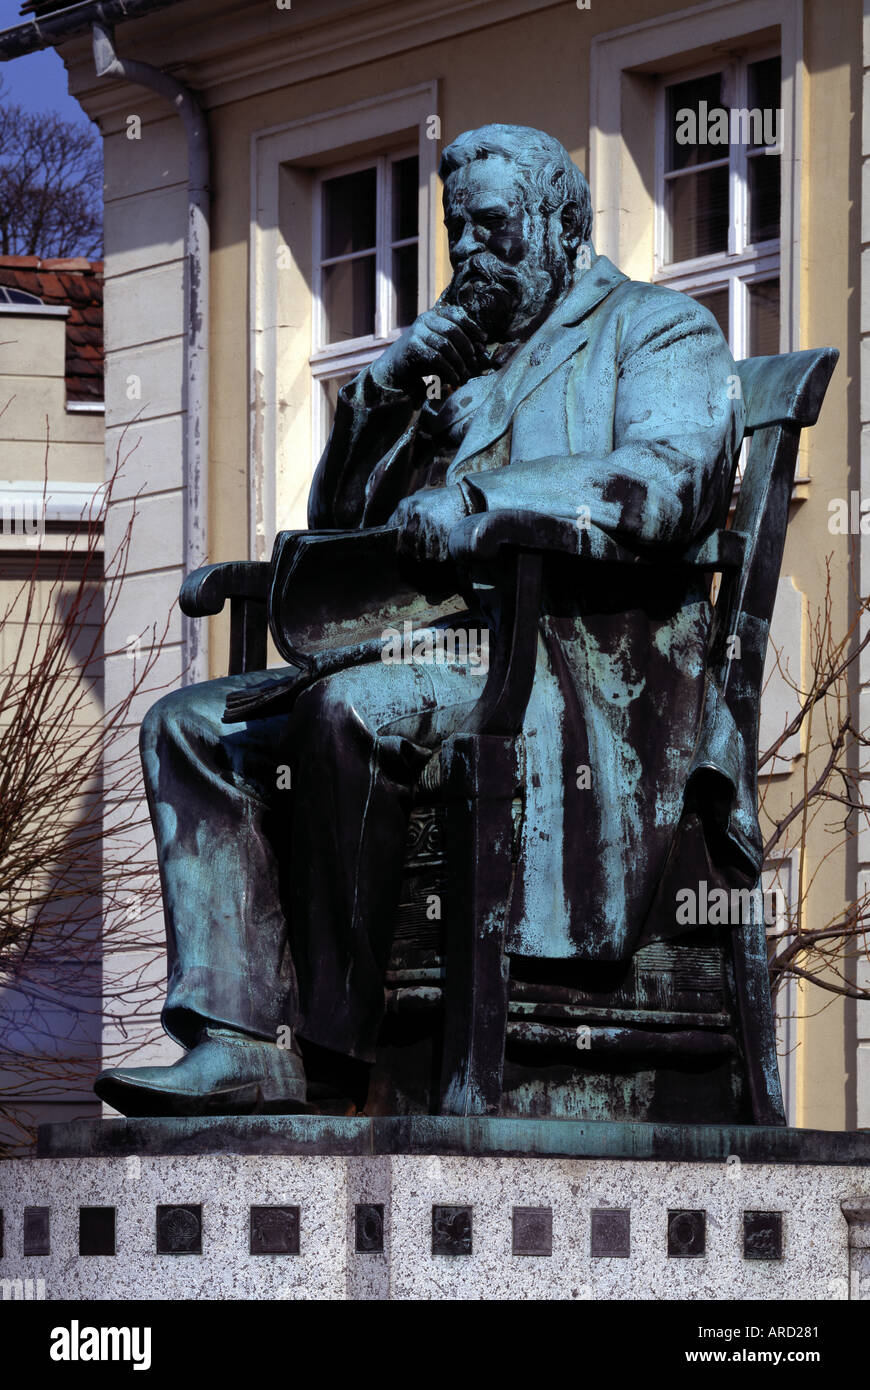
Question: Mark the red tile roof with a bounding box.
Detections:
[0,256,104,402]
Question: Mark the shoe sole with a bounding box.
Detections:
[94,1076,313,1118]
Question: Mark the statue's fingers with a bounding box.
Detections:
[437,302,488,344]
[425,335,466,385]
[395,507,418,559]
[427,315,480,373]
[419,519,441,565]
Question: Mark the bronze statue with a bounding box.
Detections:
[95,125,837,1124]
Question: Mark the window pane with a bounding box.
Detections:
[666,165,729,262]
[667,71,724,171]
[747,56,781,144]
[748,152,780,243]
[392,245,417,328]
[323,167,376,258]
[392,156,419,242]
[322,255,375,343]
[321,373,358,443]
[691,288,729,342]
[748,279,780,357]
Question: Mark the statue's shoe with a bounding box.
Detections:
[94,1028,311,1116]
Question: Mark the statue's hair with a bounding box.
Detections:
[439,124,593,242]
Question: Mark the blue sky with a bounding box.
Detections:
[0,0,95,127]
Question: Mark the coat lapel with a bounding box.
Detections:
[447,252,628,475]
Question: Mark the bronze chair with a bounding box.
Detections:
[181,346,837,1125]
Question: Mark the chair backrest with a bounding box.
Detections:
[707,348,838,765]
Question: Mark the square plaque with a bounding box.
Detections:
[512,1206,553,1256]
[355,1204,385,1253]
[432,1205,472,1256]
[250,1205,300,1255]
[156,1204,202,1255]
[23,1206,50,1256]
[668,1209,706,1258]
[79,1206,116,1257]
[743,1210,783,1260]
[590,1207,631,1258]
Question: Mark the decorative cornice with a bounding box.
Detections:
[59,0,559,120]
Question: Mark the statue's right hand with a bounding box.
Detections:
[369,303,489,401]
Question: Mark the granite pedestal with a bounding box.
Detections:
[2,1119,870,1300]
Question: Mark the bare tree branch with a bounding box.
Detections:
[0,90,102,259]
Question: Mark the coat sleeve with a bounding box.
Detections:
[308,367,418,530]
[458,290,745,549]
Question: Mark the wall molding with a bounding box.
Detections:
[62,0,557,120]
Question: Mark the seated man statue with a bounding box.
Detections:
[95,124,745,1117]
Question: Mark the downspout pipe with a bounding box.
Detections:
[92,20,209,684]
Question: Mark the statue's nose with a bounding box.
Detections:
[451,223,483,263]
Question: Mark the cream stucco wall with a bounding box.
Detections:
[0,304,105,1141]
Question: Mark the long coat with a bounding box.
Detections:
[309,251,752,963]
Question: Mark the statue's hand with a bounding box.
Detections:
[369,303,488,401]
[389,485,469,564]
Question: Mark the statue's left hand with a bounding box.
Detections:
[389,485,469,564]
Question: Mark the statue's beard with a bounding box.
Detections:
[446,248,567,344]
[447,254,521,340]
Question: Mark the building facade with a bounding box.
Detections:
[0,254,105,1142]
[1,0,864,1130]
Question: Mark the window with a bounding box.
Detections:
[763,854,798,1125]
[252,82,437,545]
[655,50,781,362]
[311,150,419,454]
[0,286,43,305]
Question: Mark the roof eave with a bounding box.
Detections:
[0,0,186,62]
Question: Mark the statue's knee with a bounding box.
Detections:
[139,683,218,751]
[140,691,179,748]
[291,673,365,750]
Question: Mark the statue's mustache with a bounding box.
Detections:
[446,254,521,312]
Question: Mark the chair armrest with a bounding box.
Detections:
[179,561,271,676]
[448,510,745,572]
[179,561,270,617]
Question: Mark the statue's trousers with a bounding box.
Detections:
[139,660,480,1062]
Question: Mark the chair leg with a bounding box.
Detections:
[640,806,787,1125]
[438,733,517,1116]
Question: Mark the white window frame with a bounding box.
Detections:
[310,146,420,460]
[653,45,781,363]
[763,850,801,1126]
[249,82,438,555]
[590,0,802,355]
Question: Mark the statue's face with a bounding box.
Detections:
[442,156,575,342]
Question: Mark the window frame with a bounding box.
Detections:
[0,286,44,306]
[250,82,438,550]
[653,44,782,364]
[310,145,420,460]
[763,849,800,1126]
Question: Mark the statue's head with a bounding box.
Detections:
[439,124,593,342]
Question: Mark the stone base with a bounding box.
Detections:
[1,1119,870,1299]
